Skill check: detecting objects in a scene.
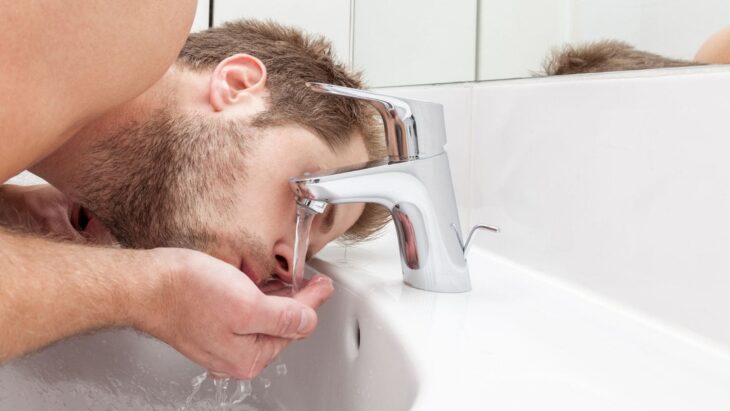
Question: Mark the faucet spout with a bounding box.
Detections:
[293,82,479,292]
[290,154,471,292]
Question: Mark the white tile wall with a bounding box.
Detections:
[354,0,477,87]
[571,0,730,61]
[469,66,730,349]
[478,0,571,80]
[191,0,210,32]
[213,0,353,65]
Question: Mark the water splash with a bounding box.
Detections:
[179,363,283,410]
[212,377,228,406]
[226,380,253,408]
[292,204,318,294]
[179,372,207,411]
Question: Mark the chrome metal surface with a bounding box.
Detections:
[454,224,501,258]
[291,84,471,293]
[306,82,446,161]
[296,196,328,214]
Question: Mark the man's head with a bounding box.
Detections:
[54,19,390,285]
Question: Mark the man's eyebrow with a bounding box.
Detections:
[319,204,337,234]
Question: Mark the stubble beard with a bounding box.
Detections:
[72,106,275,278]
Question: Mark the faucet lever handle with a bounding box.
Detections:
[452,224,501,258]
[306,82,447,162]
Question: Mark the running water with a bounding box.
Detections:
[178,372,253,410]
[292,204,318,294]
[181,372,207,409]
[178,361,288,410]
[177,204,313,409]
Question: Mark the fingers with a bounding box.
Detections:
[291,274,334,309]
[241,274,334,339]
[165,252,335,379]
[259,278,291,296]
[225,334,290,379]
[207,370,230,379]
[259,274,334,302]
[242,295,317,339]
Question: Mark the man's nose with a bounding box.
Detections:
[272,241,294,282]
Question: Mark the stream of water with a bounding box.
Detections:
[178,203,316,409]
[291,204,317,294]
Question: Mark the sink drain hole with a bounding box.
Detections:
[355,320,361,350]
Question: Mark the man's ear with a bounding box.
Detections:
[209,53,268,114]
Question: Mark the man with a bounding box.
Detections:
[0,2,388,380]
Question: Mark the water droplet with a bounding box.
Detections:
[276,364,288,376]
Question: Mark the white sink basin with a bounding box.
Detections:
[3,226,730,410]
[314,229,730,410]
[0,258,418,410]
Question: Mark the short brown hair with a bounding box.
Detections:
[178,19,390,242]
[541,40,705,76]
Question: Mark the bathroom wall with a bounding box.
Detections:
[381,65,730,350]
[191,0,210,32]
[477,0,730,80]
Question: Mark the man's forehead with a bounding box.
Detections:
[288,126,368,166]
[330,131,369,163]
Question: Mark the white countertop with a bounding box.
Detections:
[312,228,730,411]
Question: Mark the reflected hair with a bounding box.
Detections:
[540,40,705,76]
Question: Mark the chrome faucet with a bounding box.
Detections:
[290,83,497,293]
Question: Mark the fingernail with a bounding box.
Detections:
[312,275,333,285]
[297,309,311,333]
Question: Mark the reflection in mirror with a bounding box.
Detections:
[537,40,705,76]
[478,1,730,80]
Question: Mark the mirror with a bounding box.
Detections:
[211,0,730,88]
[353,0,730,86]
[477,0,730,81]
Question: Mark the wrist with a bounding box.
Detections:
[122,248,177,336]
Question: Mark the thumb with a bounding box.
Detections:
[243,295,318,339]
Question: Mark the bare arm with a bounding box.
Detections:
[0,229,334,378]
[0,228,152,359]
[0,0,197,181]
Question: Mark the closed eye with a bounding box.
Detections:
[319,205,337,234]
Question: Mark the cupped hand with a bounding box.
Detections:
[139,248,334,380]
